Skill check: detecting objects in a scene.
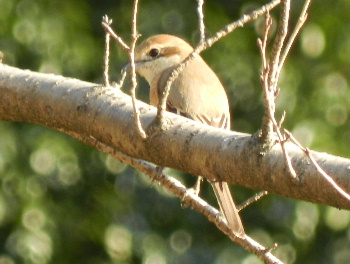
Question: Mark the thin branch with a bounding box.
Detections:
[102,8,146,138]
[156,0,281,126]
[129,0,147,139]
[205,0,281,46]
[306,150,350,201]
[259,13,274,139]
[261,0,291,140]
[260,0,313,177]
[278,0,312,73]
[196,0,206,43]
[258,13,272,71]
[264,243,279,254]
[237,191,269,211]
[278,111,286,129]
[102,20,130,52]
[286,130,350,201]
[267,0,290,91]
[101,15,126,90]
[258,1,297,178]
[102,15,112,87]
[60,129,283,264]
[275,126,297,178]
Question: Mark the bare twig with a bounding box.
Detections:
[278,111,286,129]
[129,0,147,139]
[267,0,290,91]
[259,13,274,138]
[260,0,313,177]
[102,20,130,52]
[101,16,127,90]
[258,13,273,71]
[278,0,312,73]
[102,6,146,138]
[156,0,281,126]
[196,0,206,43]
[205,0,281,46]
[104,146,283,264]
[60,129,283,264]
[258,16,292,181]
[102,15,112,87]
[306,151,350,201]
[277,130,297,178]
[285,130,350,201]
[237,191,269,211]
[260,0,310,140]
[263,243,279,254]
[260,0,292,139]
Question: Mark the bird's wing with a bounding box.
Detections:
[166,100,230,130]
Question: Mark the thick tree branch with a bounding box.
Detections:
[0,64,349,210]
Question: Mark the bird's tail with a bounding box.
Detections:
[211,181,245,237]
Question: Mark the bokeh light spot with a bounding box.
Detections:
[22,208,46,231]
[57,162,81,186]
[30,149,56,176]
[169,229,192,254]
[144,252,166,264]
[13,20,37,44]
[141,233,167,263]
[104,225,132,261]
[323,72,348,98]
[274,244,296,264]
[325,207,350,231]
[248,229,273,247]
[293,202,319,240]
[26,178,46,198]
[301,24,325,58]
[6,230,52,264]
[326,105,347,126]
[105,155,127,174]
[291,123,314,148]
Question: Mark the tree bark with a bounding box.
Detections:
[1,64,349,209]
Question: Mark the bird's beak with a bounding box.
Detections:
[121,61,131,74]
[121,60,145,74]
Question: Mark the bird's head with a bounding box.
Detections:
[123,34,194,84]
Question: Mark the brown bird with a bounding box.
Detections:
[126,34,245,237]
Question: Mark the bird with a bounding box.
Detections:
[125,34,245,237]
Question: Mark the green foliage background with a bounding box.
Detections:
[0,0,349,263]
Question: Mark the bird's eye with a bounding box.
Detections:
[149,48,160,58]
